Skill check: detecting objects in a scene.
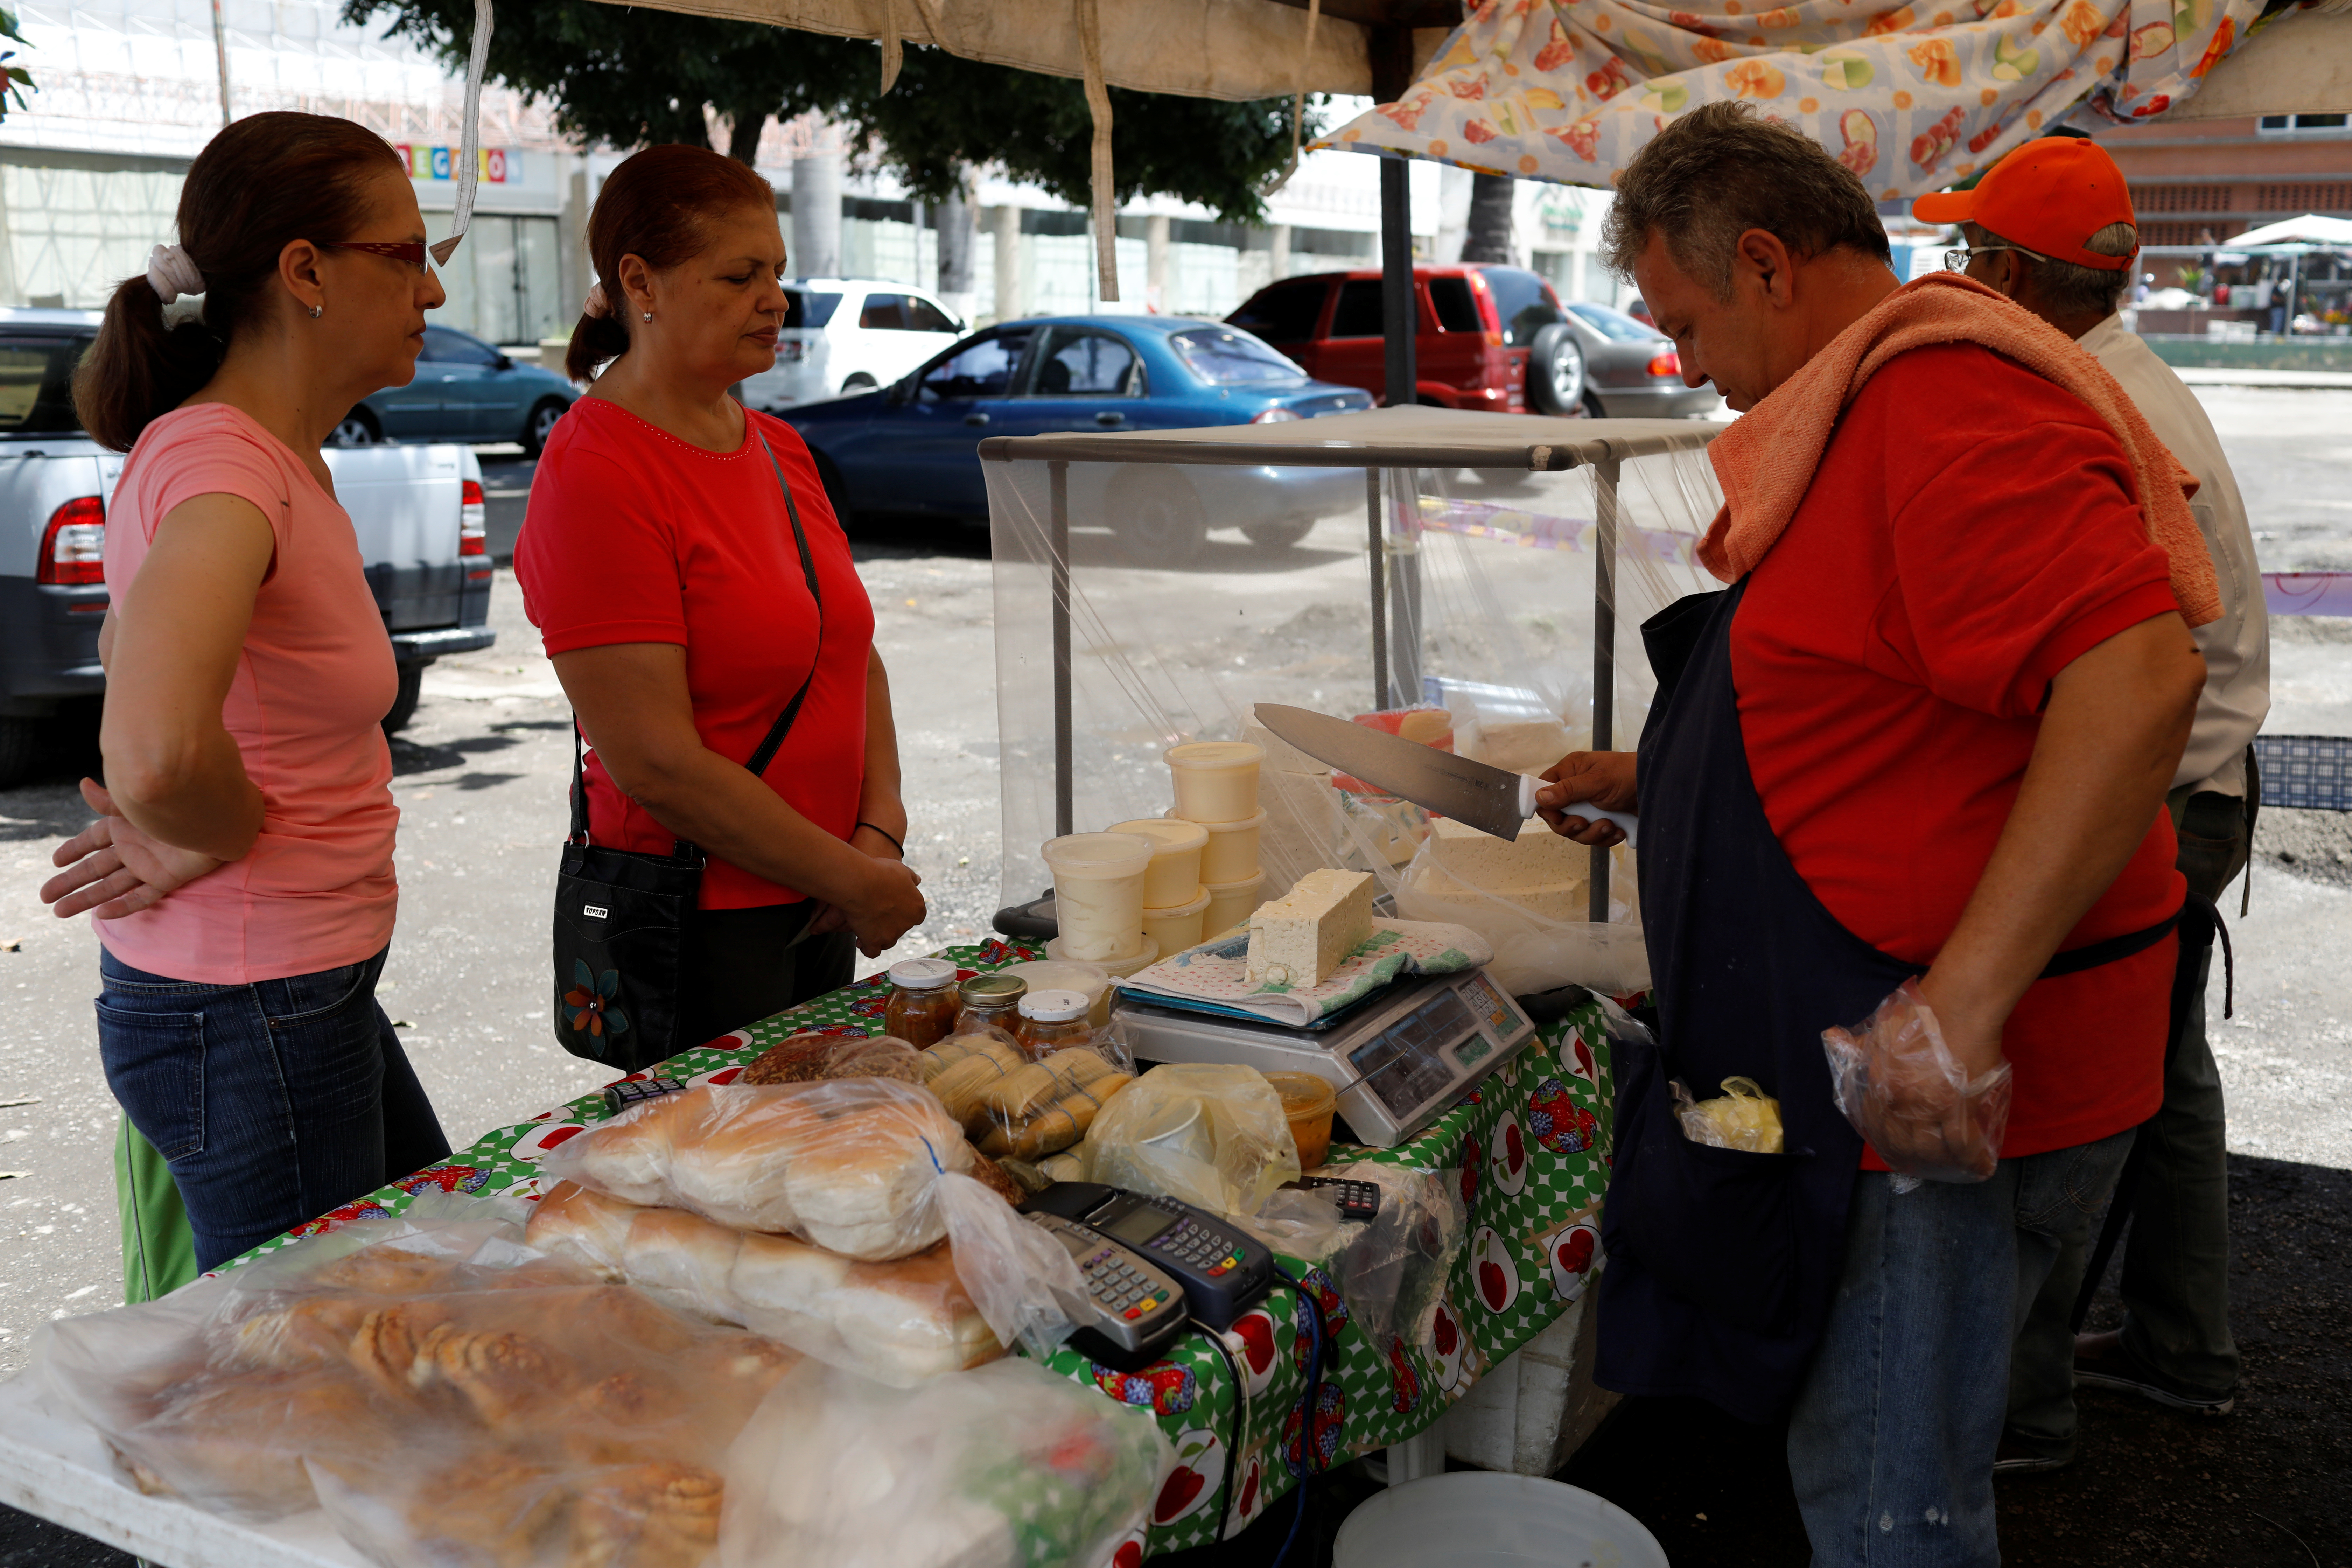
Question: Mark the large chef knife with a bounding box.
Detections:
[1255,704,1637,844]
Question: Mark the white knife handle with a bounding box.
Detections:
[1519,776,1638,845]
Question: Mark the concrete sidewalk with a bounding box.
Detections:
[2171,367,2352,389]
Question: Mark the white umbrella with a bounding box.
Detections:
[2223,214,2352,249]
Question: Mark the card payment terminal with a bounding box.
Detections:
[1021,1183,1274,1332]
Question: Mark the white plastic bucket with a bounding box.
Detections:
[1165,740,1265,824]
[1107,816,1210,908]
[1170,806,1266,885]
[1041,832,1154,963]
[1332,1473,1668,1568]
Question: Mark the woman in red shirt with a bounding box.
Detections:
[517,146,924,1047]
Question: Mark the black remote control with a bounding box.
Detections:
[1288,1176,1381,1222]
[603,1076,686,1116]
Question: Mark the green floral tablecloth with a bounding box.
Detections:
[246,938,1617,1559]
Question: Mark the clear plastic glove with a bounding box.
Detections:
[1822,979,2012,1187]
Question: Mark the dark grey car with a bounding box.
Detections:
[1558,302,1719,419]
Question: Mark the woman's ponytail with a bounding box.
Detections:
[71,112,403,453]
[75,275,225,453]
[564,309,631,384]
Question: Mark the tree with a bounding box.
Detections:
[346,1,1322,223]
[1460,172,1515,265]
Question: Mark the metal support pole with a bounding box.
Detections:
[1386,469,1423,708]
[1379,159,1417,408]
[1050,461,1073,839]
[1589,455,1620,923]
[1366,467,1389,711]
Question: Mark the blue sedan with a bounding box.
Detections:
[334,325,581,456]
[783,316,1374,565]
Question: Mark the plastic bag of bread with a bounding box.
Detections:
[1082,1062,1302,1217]
[31,1204,798,1566]
[971,1048,1134,1161]
[527,1181,1004,1387]
[719,1356,1170,1568]
[744,1030,924,1086]
[536,1079,973,1260]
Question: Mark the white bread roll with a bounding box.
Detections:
[522,1182,636,1277]
[729,1232,854,1320]
[554,1091,689,1208]
[620,1207,744,1322]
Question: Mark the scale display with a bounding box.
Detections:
[1111,969,1536,1147]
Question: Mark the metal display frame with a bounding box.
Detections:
[981,413,1719,919]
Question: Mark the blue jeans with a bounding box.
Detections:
[1786,1132,2135,1567]
[95,946,450,1272]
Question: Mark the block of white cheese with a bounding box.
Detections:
[1417,815,1591,921]
[1245,868,1376,988]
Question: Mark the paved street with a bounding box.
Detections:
[0,387,2349,1380]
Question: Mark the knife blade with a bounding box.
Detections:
[1255,704,1638,844]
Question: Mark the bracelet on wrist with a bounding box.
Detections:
[855,820,904,856]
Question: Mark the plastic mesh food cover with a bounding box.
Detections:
[982,410,1724,987]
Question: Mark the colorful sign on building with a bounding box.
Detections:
[397,145,513,183]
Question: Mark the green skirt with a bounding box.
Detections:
[115,1114,198,1303]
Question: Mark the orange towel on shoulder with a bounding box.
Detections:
[1700,272,2221,629]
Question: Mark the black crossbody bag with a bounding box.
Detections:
[551,431,824,1070]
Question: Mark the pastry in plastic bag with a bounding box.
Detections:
[32,1206,800,1563]
[1671,1076,1784,1153]
[538,1079,973,1260]
[526,1181,1004,1387]
[1083,1062,1301,1217]
[744,1031,924,1086]
[1822,978,2012,1187]
[719,1356,1171,1568]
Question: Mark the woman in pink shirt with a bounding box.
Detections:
[40,113,451,1269]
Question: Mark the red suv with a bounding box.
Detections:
[1229,264,1588,415]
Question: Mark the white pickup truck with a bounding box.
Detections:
[0,308,494,787]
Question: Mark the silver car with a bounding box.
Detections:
[1558,302,1720,419]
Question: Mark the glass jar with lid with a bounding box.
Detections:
[1015,988,1095,1057]
[883,957,962,1050]
[954,973,1028,1043]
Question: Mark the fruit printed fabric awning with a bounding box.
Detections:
[1318,0,2273,200]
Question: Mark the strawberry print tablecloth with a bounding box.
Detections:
[232,938,1618,1560]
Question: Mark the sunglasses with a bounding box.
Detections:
[324,240,434,275]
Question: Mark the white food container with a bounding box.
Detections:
[1169,806,1265,885]
[998,958,1115,1027]
[1165,740,1265,825]
[1106,816,1210,909]
[1199,871,1267,940]
[1139,886,1212,955]
[1041,832,1154,962]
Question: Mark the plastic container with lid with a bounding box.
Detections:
[1015,988,1096,1056]
[1169,807,1265,885]
[1262,1070,1337,1170]
[1139,886,1211,956]
[1106,817,1210,909]
[882,956,963,1050]
[954,972,1028,1041]
[998,958,1115,1027]
[1045,934,1160,979]
[1041,831,1154,963]
[1165,740,1265,825]
[1199,872,1267,941]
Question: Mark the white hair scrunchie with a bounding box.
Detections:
[582,283,611,320]
[147,243,206,327]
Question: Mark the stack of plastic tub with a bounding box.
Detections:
[1163,740,1266,940]
[1107,816,1211,957]
[1039,831,1159,976]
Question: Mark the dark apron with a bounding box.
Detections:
[1595,582,2181,1422]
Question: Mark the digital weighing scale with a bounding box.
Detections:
[1113,968,1538,1147]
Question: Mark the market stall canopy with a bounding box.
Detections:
[2158,6,2352,119]
[579,0,1397,98]
[2225,213,2352,247]
[1315,0,2333,200]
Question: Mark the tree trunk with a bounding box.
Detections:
[937,167,974,296]
[728,108,768,164]
[1460,172,1516,265]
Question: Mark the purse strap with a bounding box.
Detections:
[569,425,826,852]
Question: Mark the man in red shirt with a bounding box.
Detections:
[1538,103,2209,1567]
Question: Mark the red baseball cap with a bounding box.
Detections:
[1913,138,2138,271]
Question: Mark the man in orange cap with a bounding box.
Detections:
[1917,135,2266,1471]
